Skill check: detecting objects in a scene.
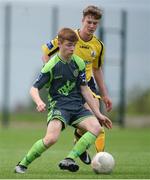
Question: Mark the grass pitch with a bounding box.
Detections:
[0,121,150,179]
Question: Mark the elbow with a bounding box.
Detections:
[30,86,36,96]
[29,87,33,96]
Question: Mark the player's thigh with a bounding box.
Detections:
[77,116,101,136]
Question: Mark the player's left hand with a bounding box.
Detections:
[102,96,112,112]
[97,114,112,129]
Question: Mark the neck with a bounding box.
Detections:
[58,53,71,62]
[79,29,93,41]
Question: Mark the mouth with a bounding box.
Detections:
[88,29,94,34]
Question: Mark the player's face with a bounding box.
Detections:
[82,15,99,35]
[59,40,76,59]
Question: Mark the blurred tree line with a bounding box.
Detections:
[29,88,150,116]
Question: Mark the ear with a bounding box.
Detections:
[82,17,84,23]
[58,40,61,47]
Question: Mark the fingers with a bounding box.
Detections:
[36,103,46,112]
[98,117,112,129]
[105,101,112,112]
[106,105,112,112]
[104,119,112,129]
[103,97,112,112]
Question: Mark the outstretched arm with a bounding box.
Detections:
[30,69,50,112]
[81,85,112,129]
[93,67,112,112]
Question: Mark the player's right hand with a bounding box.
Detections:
[36,101,46,112]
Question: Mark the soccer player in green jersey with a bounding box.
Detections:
[15,28,112,173]
[42,5,112,164]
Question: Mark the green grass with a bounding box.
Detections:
[0,122,150,179]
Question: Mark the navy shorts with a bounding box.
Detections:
[47,104,94,130]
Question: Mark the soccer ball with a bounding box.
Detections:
[91,152,115,174]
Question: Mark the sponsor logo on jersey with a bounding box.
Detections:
[80,45,89,49]
[58,80,75,96]
[54,75,63,79]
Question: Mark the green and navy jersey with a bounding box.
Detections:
[42,29,105,81]
[33,54,87,110]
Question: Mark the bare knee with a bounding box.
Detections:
[91,124,101,136]
[87,120,101,137]
[43,134,58,147]
[77,117,102,137]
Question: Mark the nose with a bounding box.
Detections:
[70,45,75,51]
[90,23,95,28]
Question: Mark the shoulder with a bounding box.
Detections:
[42,37,59,55]
[93,35,105,52]
[72,54,85,70]
[93,35,105,48]
[41,55,59,73]
[93,34,104,45]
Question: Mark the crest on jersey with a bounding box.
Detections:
[91,51,96,57]
[73,69,79,77]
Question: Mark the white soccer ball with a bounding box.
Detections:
[91,152,115,174]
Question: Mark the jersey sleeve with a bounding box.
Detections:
[92,41,105,69]
[33,72,50,90]
[42,37,59,57]
[33,62,53,89]
[78,70,87,86]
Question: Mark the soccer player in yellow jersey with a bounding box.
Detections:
[42,5,112,165]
